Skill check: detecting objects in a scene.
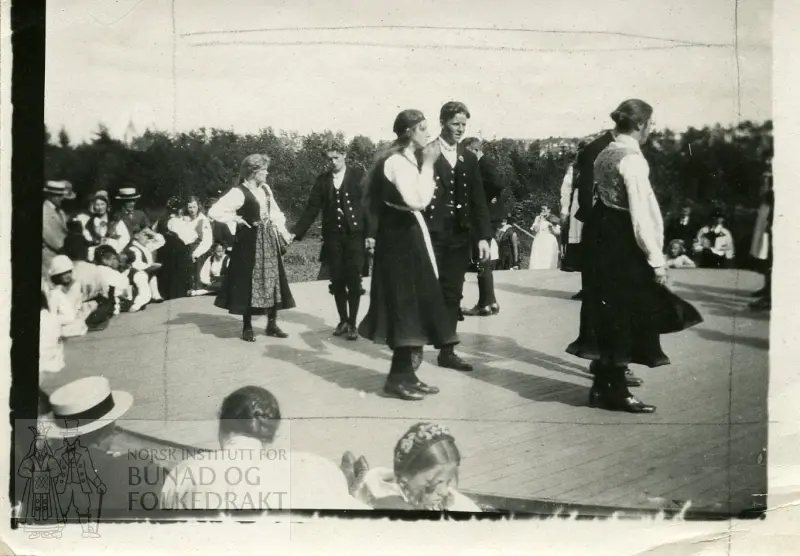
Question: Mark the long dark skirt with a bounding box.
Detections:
[566,203,702,368]
[358,209,456,349]
[158,233,195,300]
[215,219,296,316]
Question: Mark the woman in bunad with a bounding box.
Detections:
[528,205,561,269]
[153,196,197,300]
[208,154,296,342]
[184,195,213,295]
[357,110,455,401]
[161,385,366,510]
[567,99,702,414]
[343,422,481,511]
[74,190,130,261]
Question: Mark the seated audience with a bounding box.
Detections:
[118,249,153,313]
[155,197,197,300]
[74,190,130,260]
[40,289,65,375]
[347,422,481,511]
[664,203,699,251]
[693,210,735,268]
[161,385,366,510]
[128,228,165,303]
[93,245,131,314]
[665,239,696,269]
[192,243,229,296]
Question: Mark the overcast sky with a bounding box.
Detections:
[45,0,772,144]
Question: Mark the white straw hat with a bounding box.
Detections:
[41,376,133,438]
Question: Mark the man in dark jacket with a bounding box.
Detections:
[291,140,369,339]
[461,137,504,317]
[422,102,493,372]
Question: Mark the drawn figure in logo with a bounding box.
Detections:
[18,424,65,539]
[54,419,107,538]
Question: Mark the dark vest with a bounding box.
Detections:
[331,182,352,234]
[236,185,268,228]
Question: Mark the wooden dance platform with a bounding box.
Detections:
[47,268,768,515]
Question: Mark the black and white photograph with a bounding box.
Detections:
[4,0,797,553]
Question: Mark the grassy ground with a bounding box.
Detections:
[284,239,324,283]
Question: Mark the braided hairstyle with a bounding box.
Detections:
[393,422,460,479]
[218,386,282,445]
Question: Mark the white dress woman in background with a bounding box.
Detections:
[528,205,561,269]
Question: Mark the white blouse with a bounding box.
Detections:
[160,435,367,511]
[185,213,213,259]
[599,134,666,268]
[208,184,291,242]
[75,212,131,253]
[382,152,436,211]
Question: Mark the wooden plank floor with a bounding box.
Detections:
[44,268,768,513]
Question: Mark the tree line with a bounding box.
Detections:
[45,120,772,265]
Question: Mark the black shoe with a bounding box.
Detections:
[463,305,493,317]
[571,291,583,300]
[346,324,359,341]
[266,323,288,338]
[409,380,439,395]
[591,389,656,413]
[384,381,425,401]
[612,396,656,414]
[333,321,349,336]
[588,362,643,387]
[438,351,473,372]
[241,328,255,342]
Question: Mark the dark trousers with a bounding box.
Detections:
[327,231,365,325]
[430,227,472,341]
[477,262,497,306]
[327,232,365,294]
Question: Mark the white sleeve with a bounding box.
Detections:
[382,155,435,211]
[192,216,213,259]
[199,258,212,287]
[619,154,666,268]
[559,165,574,217]
[129,271,152,311]
[266,186,291,241]
[208,188,245,224]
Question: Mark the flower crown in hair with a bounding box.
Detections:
[394,423,453,464]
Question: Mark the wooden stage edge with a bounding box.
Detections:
[52,269,769,516]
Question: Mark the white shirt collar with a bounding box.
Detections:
[614,133,643,153]
[222,435,263,451]
[438,137,457,152]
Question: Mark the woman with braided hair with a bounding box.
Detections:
[350,422,480,511]
[162,385,366,510]
[209,154,296,342]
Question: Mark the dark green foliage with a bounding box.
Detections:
[45,121,772,277]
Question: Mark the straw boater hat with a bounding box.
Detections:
[42,376,133,438]
[116,187,141,201]
[44,181,68,196]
